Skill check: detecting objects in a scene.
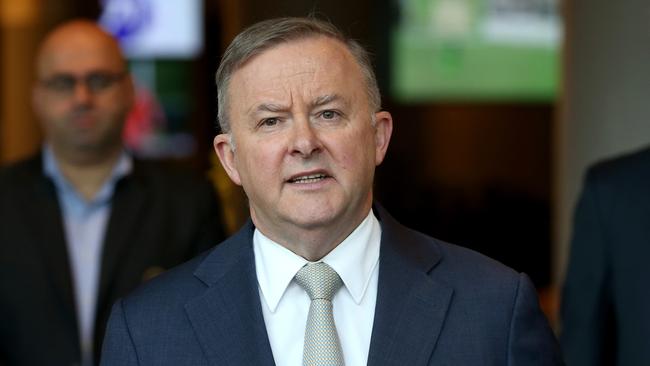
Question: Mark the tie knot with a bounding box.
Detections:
[295,262,343,301]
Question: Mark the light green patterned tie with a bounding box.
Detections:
[295,262,345,366]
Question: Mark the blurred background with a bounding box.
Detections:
[1,0,648,327]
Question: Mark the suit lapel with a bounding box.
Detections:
[96,172,147,315]
[185,222,275,366]
[20,160,79,346]
[367,205,453,366]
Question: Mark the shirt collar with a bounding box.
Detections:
[42,145,133,205]
[254,210,381,312]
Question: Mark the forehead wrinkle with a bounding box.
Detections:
[310,94,349,109]
[242,85,295,118]
[242,79,306,118]
[249,102,290,116]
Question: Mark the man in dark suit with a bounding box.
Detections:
[561,147,650,365]
[0,20,225,366]
[101,17,563,365]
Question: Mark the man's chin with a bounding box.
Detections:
[283,205,361,233]
[61,139,121,161]
[286,212,338,230]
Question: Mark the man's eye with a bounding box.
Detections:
[46,76,76,91]
[321,110,339,120]
[86,74,112,90]
[261,118,279,127]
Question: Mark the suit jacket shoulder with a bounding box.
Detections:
[561,146,650,366]
[370,205,562,365]
[585,146,650,189]
[0,154,46,189]
[102,221,276,365]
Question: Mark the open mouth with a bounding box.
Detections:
[288,173,329,184]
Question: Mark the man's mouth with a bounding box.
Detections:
[70,114,96,128]
[288,173,329,184]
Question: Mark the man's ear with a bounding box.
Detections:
[213,134,242,186]
[373,111,393,166]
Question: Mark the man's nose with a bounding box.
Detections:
[290,117,322,158]
[71,82,93,105]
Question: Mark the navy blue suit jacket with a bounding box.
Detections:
[101,205,562,365]
[561,147,650,365]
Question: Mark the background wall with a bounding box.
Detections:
[0,0,42,164]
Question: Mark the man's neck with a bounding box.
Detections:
[251,207,372,262]
[275,230,346,261]
[52,146,123,201]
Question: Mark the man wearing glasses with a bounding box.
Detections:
[0,20,225,365]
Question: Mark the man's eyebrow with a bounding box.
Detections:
[248,95,348,115]
[251,103,288,115]
[311,94,346,108]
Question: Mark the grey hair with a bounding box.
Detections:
[215,17,381,133]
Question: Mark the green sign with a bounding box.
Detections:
[392,0,561,102]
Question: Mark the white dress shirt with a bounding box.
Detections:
[254,210,381,366]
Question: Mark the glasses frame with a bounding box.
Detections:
[38,71,128,96]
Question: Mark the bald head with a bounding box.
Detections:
[33,19,134,164]
[36,20,127,79]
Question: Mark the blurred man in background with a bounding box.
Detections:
[0,20,225,365]
[562,147,650,365]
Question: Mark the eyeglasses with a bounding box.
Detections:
[39,71,127,95]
